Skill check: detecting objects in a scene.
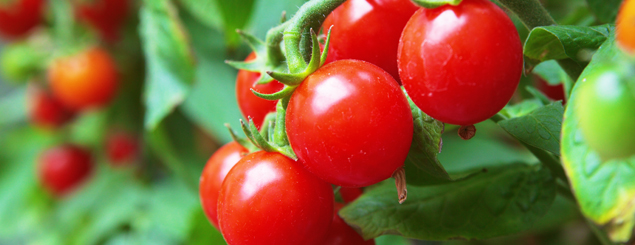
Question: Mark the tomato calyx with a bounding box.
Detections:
[238,100,298,160]
[411,0,463,9]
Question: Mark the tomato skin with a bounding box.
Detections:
[535,77,566,103]
[398,0,522,125]
[617,0,635,53]
[73,0,128,42]
[0,0,43,39]
[28,86,74,129]
[105,132,139,166]
[39,145,93,196]
[48,47,118,111]
[235,53,284,129]
[198,142,247,229]
[218,151,334,245]
[340,187,363,203]
[575,65,635,160]
[324,203,375,245]
[322,0,418,81]
[286,60,413,187]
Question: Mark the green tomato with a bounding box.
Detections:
[0,42,44,84]
[575,63,635,160]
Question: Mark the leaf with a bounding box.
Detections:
[0,87,27,127]
[139,0,196,130]
[375,235,411,245]
[340,164,556,240]
[585,0,622,23]
[246,0,308,38]
[499,99,544,119]
[498,102,564,156]
[177,0,222,30]
[561,34,635,242]
[524,25,613,64]
[533,60,571,86]
[410,0,462,9]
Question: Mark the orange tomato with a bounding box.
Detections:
[617,0,635,54]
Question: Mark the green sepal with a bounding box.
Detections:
[263,29,325,87]
[254,72,275,85]
[305,28,322,74]
[266,70,305,85]
[224,123,259,152]
[240,118,277,152]
[236,29,266,56]
[411,0,462,9]
[320,26,333,67]
[225,60,260,72]
[251,85,296,101]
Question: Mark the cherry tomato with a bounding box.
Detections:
[236,53,284,129]
[198,141,247,229]
[535,77,566,103]
[105,131,139,166]
[0,0,43,39]
[398,0,522,125]
[72,0,128,42]
[339,187,363,203]
[28,85,74,129]
[48,47,119,111]
[286,60,413,187]
[575,64,635,160]
[218,151,334,245]
[322,0,418,82]
[617,0,635,53]
[39,144,93,196]
[324,203,375,245]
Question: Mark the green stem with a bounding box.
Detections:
[265,22,289,65]
[587,219,615,245]
[284,0,347,73]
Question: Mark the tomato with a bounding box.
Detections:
[322,0,418,82]
[28,85,74,129]
[575,64,635,160]
[105,131,139,166]
[340,187,363,203]
[72,0,128,42]
[236,53,284,129]
[535,77,566,103]
[398,0,522,125]
[617,0,635,53]
[48,47,118,111]
[39,144,93,196]
[0,0,43,39]
[198,141,247,229]
[324,203,375,245]
[218,151,333,245]
[286,60,413,187]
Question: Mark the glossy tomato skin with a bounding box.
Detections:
[236,53,284,129]
[617,0,635,53]
[323,0,418,81]
[398,0,522,125]
[39,144,93,196]
[340,187,363,203]
[286,60,413,187]
[49,47,118,111]
[106,132,139,166]
[28,86,74,129]
[218,151,334,245]
[198,142,247,229]
[0,0,44,39]
[324,203,375,245]
[73,0,128,42]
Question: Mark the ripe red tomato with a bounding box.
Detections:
[48,47,118,111]
[323,0,418,82]
[39,144,93,196]
[0,0,43,39]
[236,53,284,129]
[324,203,375,245]
[198,141,247,229]
[72,0,128,42]
[105,131,139,166]
[28,85,74,129]
[535,77,566,103]
[218,151,334,245]
[286,60,413,187]
[340,187,363,203]
[398,0,522,125]
[617,0,635,53]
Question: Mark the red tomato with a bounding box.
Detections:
[323,0,418,82]
[28,85,74,129]
[617,0,635,53]
[286,60,413,187]
[105,131,139,166]
[398,0,522,125]
[218,151,334,245]
[198,141,247,229]
[0,0,43,39]
[236,53,284,129]
[39,144,93,196]
[324,203,375,245]
[72,0,128,42]
[340,187,363,203]
[535,77,566,103]
[48,47,118,111]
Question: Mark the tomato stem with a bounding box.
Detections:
[392,166,408,204]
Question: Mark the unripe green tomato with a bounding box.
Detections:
[575,64,635,160]
[0,42,44,83]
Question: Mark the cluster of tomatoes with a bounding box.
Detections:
[199,0,523,244]
[0,0,136,197]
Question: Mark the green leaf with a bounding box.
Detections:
[498,102,564,156]
[219,0,256,48]
[500,99,544,119]
[375,235,410,245]
[585,0,622,23]
[0,87,27,127]
[246,0,308,38]
[561,34,635,242]
[340,164,556,240]
[177,0,222,30]
[533,60,570,86]
[410,0,462,9]
[139,0,196,130]
[524,25,613,64]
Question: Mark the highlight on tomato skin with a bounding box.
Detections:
[617,0,635,54]
[323,203,375,245]
[0,0,44,39]
[38,144,93,197]
[105,131,140,166]
[28,85,75,129]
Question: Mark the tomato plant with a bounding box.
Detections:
[105,131,139,166]
[198,141,247,229]
[48,47,118,111]
[617,0,635,53]
[0,0,43,39]
[324,202,375,245]
[322,0,418,81]
[28,85,74,129]
[218,151,334,245]
[39,144,93,196]
[72,0,129,42]
[236,53,284,129]
[286,60,413,187]
[398,0,522,125]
